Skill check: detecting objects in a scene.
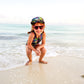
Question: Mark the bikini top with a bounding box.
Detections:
[32,31,43,46]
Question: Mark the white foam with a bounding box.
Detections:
[0,42,84,71]
[46,31,84,34]
[0,45,59,71]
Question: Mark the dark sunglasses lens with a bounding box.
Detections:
[35,26,38,29]
[39,26,43,29]
[34,26,43,29]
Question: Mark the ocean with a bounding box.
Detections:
[0,23,84,71]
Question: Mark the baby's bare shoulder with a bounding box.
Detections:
[29,32,35,37]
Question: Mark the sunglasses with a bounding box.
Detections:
[34,26,44,30]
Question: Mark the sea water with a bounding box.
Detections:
[0,23,84,71]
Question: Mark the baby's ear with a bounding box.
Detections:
[32,25,34,28]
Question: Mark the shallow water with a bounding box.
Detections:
[0,23,84,71]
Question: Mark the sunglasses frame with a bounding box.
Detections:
[34,26,44,30]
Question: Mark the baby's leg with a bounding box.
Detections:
[39,47,47,64]
[25,46,32,65]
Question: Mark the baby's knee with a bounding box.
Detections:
[28,49,32,54]
[26,47,32,54]
[41,47,46,53]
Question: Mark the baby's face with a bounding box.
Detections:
[33,23,45,35]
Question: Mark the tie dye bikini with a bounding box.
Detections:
[26,31,43,47]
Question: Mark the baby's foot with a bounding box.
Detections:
[39,60,48,64]
[25,61,32,65]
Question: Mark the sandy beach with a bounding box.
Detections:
[0,56,84,84]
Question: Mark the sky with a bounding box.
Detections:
[0,0,84,25]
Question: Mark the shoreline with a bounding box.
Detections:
[0,56,84,72]
[0,56,84,84]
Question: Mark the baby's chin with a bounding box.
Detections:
[36,32,42,35]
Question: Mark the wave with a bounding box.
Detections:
[0,43,84,71]
[17,33,28,36]
[0,32,16,35]
[0,33,28,40]
[46,31,84,34]
[0,36,19,40]
[0,32,28,36]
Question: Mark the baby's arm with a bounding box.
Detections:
[27,33,35,51]
[27,33,40,55]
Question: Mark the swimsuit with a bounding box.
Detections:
[26,31,43,47]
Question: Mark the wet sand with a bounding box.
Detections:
[0,56,84,84]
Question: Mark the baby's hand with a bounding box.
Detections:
[35,49,41,56]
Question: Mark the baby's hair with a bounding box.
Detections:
[27,25,34,34]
